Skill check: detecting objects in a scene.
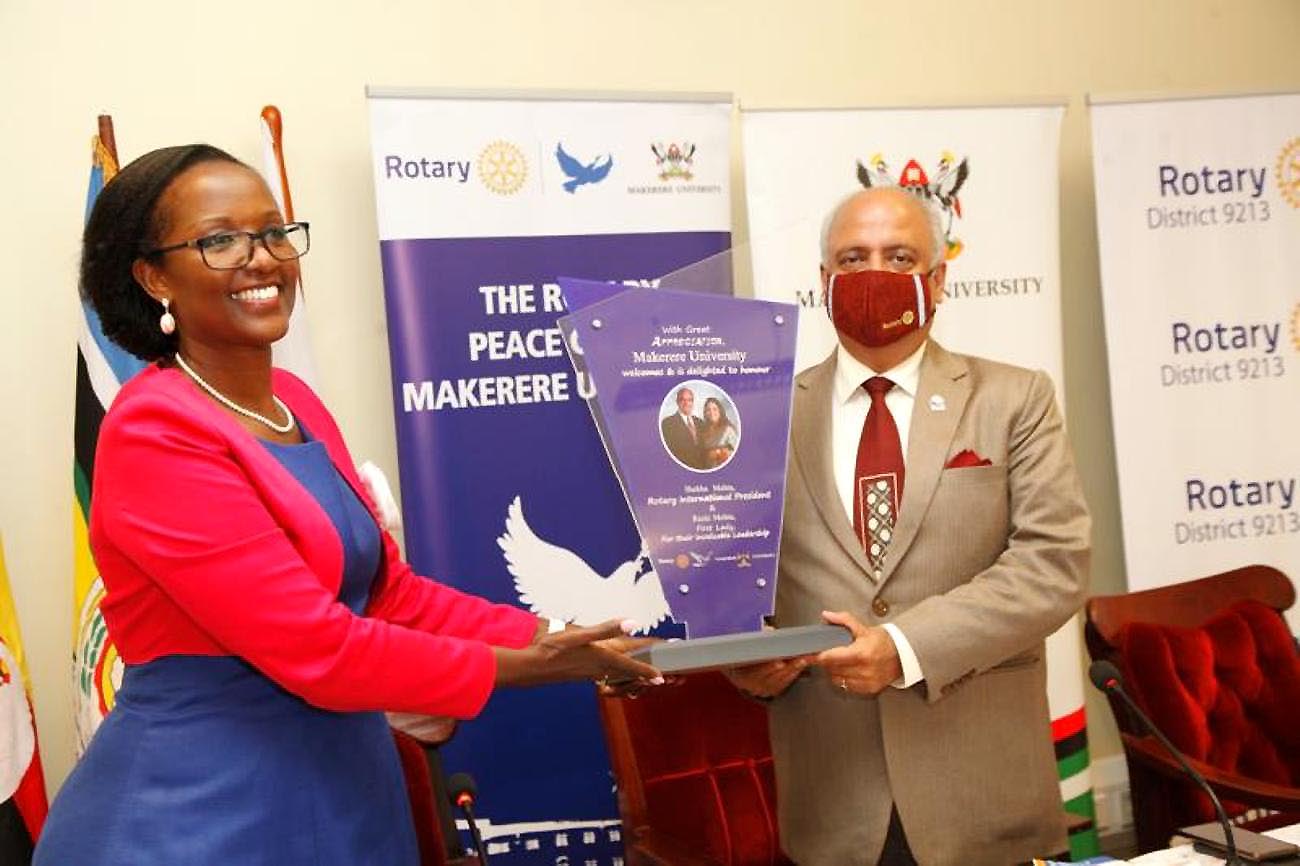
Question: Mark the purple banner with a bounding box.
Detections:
[380,231,728,863]
[559,280,798,638]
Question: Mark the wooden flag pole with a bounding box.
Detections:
[260,105,295,221]
[97,114,118,166]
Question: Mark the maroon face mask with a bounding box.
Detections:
[825,268,936,347]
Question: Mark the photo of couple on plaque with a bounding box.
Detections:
[658,380,741,472]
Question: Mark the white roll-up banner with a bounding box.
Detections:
[1091,92,1299,632]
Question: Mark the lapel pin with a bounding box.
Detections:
[929,394,946,412]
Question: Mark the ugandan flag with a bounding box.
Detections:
[73,119,144,752]
[0,538,49,863]
[1046,616,1100,860]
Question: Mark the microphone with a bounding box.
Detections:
[447,772,488,865]
[1088,660,1240,865]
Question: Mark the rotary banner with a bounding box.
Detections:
[742,104,1099,858]
[1091,92,1300,631]
[367,88,732,865]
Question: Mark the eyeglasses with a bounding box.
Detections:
[146,222,311,270]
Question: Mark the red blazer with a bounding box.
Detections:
[90,365,538,720]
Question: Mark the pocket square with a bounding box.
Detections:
[946,449,992,469]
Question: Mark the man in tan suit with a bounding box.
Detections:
[729,187,1090,865]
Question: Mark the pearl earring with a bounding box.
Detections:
[159,299,176,335]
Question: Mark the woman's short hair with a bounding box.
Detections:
[81,144,246,361]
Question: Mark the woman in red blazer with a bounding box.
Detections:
[35,145,659,866]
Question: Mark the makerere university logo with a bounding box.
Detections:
[477,140,528,195]
[856,151,970,260]
[1277,138,1300,209]
[652,142,695,181]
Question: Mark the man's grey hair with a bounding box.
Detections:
[819,188,947,270]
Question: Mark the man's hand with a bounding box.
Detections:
[724,656,813,700]
[816,610,902,696]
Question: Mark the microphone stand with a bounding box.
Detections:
[448,772,488,866]
[1090,661,1240,865]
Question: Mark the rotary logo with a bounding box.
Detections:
[1277,138,1300,209]
[856,151,970,260]
[652,142,695,181]
[477,140,528,195]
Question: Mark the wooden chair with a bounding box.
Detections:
[390,729,480,866]
[1084,564,1300,852]
[597,672,794,866]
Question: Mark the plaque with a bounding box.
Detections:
[557,263,848,671]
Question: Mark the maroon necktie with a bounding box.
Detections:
[853,377,905,580]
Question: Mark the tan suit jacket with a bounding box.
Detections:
[770,341,1091,866]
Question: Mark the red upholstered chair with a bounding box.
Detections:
[390,729,480,866]
[1084,565,1300,853]
[597,672,794,866]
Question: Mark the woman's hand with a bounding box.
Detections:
[494,619,663,688]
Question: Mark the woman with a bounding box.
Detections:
[35,144,659,866]
[700,396,739,469]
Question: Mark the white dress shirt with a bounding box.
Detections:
[830,340,927,688]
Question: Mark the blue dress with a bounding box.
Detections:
[36,431,419,865]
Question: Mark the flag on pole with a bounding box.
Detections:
[0,537,49,863]
[73,118,143,752]
[260,105,318,385]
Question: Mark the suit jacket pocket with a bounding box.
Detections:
[939,463,1008,486]
[985,649,1041,674]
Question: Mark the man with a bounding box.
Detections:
[661,386,707,469]
[728,187,1090,865]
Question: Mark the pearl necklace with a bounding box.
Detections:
[174,354,295,434]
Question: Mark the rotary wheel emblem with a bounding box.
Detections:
[1278,138,1300,209]
[477,141,528,195]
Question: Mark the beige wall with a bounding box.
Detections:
[2,0,1297,795]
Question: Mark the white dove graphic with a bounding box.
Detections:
[498,496,670,633]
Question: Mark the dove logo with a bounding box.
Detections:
[555,143,614,193]
[499,496,670,633]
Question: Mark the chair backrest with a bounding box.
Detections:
[1084,564,1300,828]
[598,671,792,866]
[389,730,480,866]
[1085,565,1294,658]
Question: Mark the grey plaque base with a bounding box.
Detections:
[631,624,851,674]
